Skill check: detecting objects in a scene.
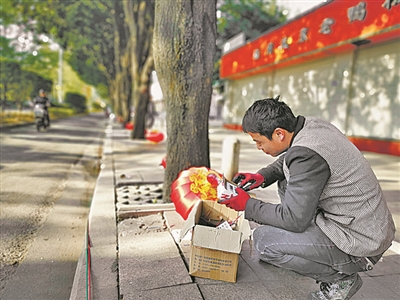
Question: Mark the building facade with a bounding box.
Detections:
[220,0,400,155]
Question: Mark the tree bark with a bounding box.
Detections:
[112,0,131,122]
[132,54,154,138]
[154,0,216,202]
[123,0,155,139]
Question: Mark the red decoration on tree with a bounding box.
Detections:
[125,122,134,130]
[146,130,165,143]
[160,155,167,169]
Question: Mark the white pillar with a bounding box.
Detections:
[57,47,63,103]
[221,137,240,181]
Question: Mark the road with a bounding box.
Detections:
[0,114,107,299]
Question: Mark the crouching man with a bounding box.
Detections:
[221,96,395,300]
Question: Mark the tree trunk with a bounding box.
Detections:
[132,55,154,138]
[108,82,119,117]
[154,0,216,202]
[112,0,131,123]
[119,49,132,123]
[123,0,155,139]
[2,83,8,112]
[132,84,150,138]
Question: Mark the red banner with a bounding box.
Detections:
[221,0,400,79]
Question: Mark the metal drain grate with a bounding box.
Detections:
[115,182,175,220]
[115,183,165,205]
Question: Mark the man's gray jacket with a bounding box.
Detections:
[245,116,395,257]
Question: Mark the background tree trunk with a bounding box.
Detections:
[153,0,216,202]
[113,0,131,123]
[132,54,154,138]
[123,0,155,139]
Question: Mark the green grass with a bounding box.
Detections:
[0,107,79,125]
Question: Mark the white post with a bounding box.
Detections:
[57,47,63,103]
[221,137,240,181]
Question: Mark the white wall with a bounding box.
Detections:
[348,40,400,140]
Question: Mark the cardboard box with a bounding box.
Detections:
[180,200,251,282]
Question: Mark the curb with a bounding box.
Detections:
[69,124,118,300]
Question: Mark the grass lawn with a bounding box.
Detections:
[0,107,78,126]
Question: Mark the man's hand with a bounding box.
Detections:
[220,187,250,211]
[232,172,264,191]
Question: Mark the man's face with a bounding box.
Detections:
[248,131,287,157]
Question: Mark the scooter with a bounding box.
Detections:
[33,104,49,131]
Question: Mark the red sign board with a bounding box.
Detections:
[220,0,400,79]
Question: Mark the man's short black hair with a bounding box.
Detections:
[242,95,297,140]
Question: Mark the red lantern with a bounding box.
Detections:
[170,167,222,220]
[146,130,165,143]
[125,122,134,130]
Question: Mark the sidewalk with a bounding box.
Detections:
[70,121,400,300]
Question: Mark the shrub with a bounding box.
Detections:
[64,92,87,113]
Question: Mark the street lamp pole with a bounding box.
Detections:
[57,47,63,103]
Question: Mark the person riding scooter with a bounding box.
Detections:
[33,89,51,127]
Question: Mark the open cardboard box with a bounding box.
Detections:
[180,200,251,282]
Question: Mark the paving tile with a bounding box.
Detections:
[118,216,192,296]
[133,283,203,300]
[374,274,400,296]
[352,275,399,300]
[198,281,276,300]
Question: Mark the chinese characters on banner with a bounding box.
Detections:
[221,0,400,79]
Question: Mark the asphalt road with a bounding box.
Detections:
[0,114,107,299]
